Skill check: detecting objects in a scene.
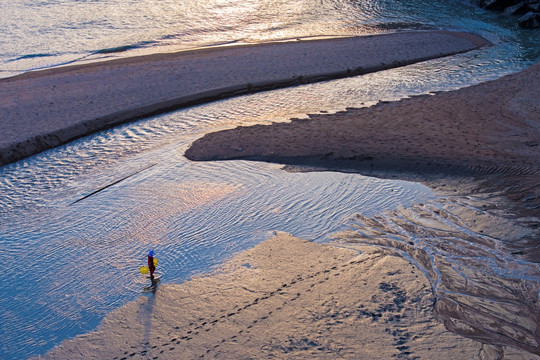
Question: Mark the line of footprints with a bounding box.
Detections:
[114,259,363,360]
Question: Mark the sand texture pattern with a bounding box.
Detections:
[0,31,488,166]
[39,233,491,359]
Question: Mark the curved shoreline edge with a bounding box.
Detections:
[185,61,540,209]
[184,60,540,354]
[0,31,489,167]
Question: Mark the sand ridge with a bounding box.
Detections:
[0,31,489,166]
[185,61,540,214]
[185,62,540,175]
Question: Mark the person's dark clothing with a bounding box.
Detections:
[148,256,156,277]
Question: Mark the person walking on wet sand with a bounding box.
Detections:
[148,250,156,278]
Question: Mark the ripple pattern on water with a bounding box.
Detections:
[1,1,539,357]
[0,154,432,358]
[2,0,539,77]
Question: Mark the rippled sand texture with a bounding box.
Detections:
[186,63,540,355]
[0,31,488,166]
[337,196,540,357]
[40,233,488,359]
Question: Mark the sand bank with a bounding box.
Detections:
[185,61,540,174]
[0,31,489,166]
[185,62,540,356]
[40,232,495,359]
[185,61,540,214]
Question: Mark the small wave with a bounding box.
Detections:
[8,53,54,62]
[200,39,245,47]
[94,45,139,54]
[94,41,158,55]
[368,21,437,31]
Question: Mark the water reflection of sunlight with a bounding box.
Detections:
[208,0,260,28]
[82,180,242,249]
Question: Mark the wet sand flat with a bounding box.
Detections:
[39,233,487,359]
[0,31,488,166]
[185,62,540,181]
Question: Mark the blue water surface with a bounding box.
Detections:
[1,0,539,358]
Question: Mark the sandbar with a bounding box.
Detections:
[0,31,488,166]
[185,61,540,215]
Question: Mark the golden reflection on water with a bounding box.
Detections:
[44,181,241,328]
[126,181,241,245]
[56,181,240,267]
